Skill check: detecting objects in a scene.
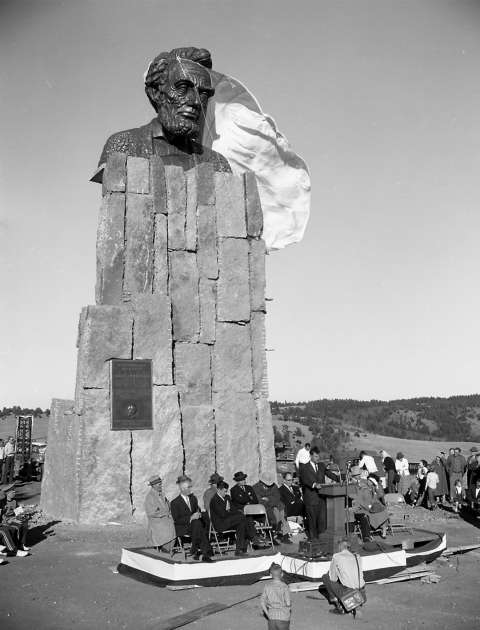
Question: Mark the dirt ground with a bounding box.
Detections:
[1,482,480,630]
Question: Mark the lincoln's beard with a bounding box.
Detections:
[158,101,203,142]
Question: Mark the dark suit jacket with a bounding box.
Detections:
[170,493,200,537]
[383,456,396,472]
[279,484,304,517]
[230,484,258,513]
[299,461,339,506]
[209,493,235,532]
[98,118,231,173]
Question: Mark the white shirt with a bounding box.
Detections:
[329,549,365,589]
[395,458,409,476]
[0,446,5,460]
[295,447,311,467]
[426,471,439,490]
[4,442,15,457]
[181,494,191,511]
[358,455,378,474]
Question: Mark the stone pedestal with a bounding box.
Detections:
[41,156,276,523]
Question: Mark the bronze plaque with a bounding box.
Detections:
[110,359,153,430]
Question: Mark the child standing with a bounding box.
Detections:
[261,562,291,629]
[452,479,465,513]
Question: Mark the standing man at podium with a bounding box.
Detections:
[299,447,340,539]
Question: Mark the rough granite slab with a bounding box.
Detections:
[166,165,186,250]
[77,389,133,523]
[95,192,125,305]
[245,171,263,237]
[215,172,247,237]
[197,204,218,279]
[169,251,200,342]
[255,396,277,481]
[196,162,215,205]
[75,305,133,391]
[250,311,268,396]
[153,213,168,295]
[132,294,172,385]
[181,404,216,500]
[213,391,259,483]
[124,193,154,295]
[150,156,167,214]
[102,152,126,195]
[212,322,253,393]
[130,385,184,515]
[174,342,211,399]
[127,156,150,194]
[217,238,250,322]
[185,168,197,251]
[249,238,267,313]
[199,278,216,344]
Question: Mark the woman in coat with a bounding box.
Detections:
[144,475,176,551]
[431,456,448,500]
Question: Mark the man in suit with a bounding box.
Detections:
[466,478,480,514]
[279,472,304,518]
[210,481,264,556]
[299,447,340,539]
[230,471,258,513]
[169,475,213,562]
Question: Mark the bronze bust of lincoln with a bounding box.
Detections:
[98,46,230,172]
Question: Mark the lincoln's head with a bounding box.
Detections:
[145,47,214,143]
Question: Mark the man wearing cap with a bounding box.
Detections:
[144,475,175,551]
[203,473,224,513]
[170,475,213,562]
[253,475,293,545]
[299,447,340,540]
[230,471,258,514]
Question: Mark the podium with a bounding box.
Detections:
[316,483,349,554]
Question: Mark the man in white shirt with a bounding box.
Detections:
[425,466,439,509]
[320,539,365,615]
[1,437,15,484]
[357,451,378,474]
[295,442,311,469]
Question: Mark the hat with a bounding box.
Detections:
[470,447,478,453]
[233,471,247,482]
[209,473,223,485]
[350,466,361,477]
[148,475,162,486]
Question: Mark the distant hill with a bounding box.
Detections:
[271,395,480,443]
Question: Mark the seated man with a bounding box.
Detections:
[210,481,266,556]
[351,469,389,540]
[230,471,258,513]
[169,475,213,562]
[279,472,304,518]
[320,539,365,616]
[253,476,292,544]
[0,488,29,558]
[203,472,223,513]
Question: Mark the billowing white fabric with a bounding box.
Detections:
[204,71,311,251]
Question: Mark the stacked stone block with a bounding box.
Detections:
[41,154,276,524]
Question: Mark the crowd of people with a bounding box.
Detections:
[375,446,480,514]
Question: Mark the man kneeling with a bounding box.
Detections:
[320,539,365,616]
[210,481,265,557]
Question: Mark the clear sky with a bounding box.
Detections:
[1,0,480,408]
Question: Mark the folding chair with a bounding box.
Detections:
[208,521,237,556]
[244,504,275,550]
[171,534,192,560]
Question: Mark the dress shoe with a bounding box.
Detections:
[16,550,29,557]
[235,550,248,557]
[192,553,201,561]
[272,537,281,546]
[252,542,269,550]
[282,535,293,544]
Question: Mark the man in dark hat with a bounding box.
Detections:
[203,472,224,513]
[169,475,213,562]
[210,481,266,556]
[230,471,258,514]
[144,475,175,550]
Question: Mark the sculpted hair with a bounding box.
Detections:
[145,47,213,111]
